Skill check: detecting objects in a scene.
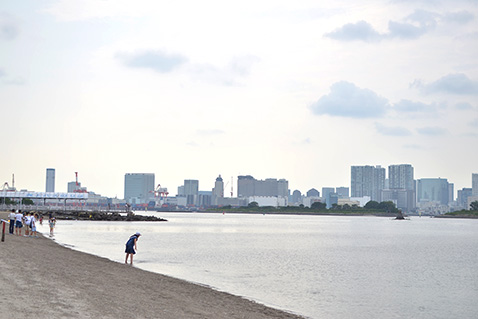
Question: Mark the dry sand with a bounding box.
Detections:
[0,212,304,319]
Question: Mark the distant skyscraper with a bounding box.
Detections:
[184,180,199,196]
[46,168,55,192]
[306,188,320,197]
[212,175,224,206]
[322,187,335,208]
[351,165,385,202]
[473,173,478,196]
[336,187,349,198]
[291,190,302,204]
[457,188,473,208]
[212,175,224,198]
[448,183,454,204]
[388,164,414,190]
[417,178,449,205]
[124,173,155,204]
[237,175,288,198]
[67,181,81,193]
[184,179,199,206]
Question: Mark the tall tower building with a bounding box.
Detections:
[212,175,224,206]
[212,175,224,198]
[417,178,449,205]
[46,168,55,192]
[184,179,199,206]
[473,173,478,196]
[124,173,155,204]
[322,187,335,208]
[351,165,385,202]
[184,180,199,196]
[388,164,414,190]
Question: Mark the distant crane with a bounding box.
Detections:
[150,184,169,207]
[224,177,234,197]
[73,172,87,193]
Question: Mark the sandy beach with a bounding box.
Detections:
[0,212,303,319]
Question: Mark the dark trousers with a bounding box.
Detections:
[9,220,15,234]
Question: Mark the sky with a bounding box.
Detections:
[1,0,477,199]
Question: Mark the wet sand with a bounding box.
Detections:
[0,212,304,319]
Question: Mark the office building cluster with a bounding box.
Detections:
[349,165,478,214]
[30,167,478,214]
[120,169,478,213]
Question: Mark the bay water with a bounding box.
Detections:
[39,213,478,319]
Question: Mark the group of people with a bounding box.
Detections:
[8,209,141,264]
[8,209,56,237]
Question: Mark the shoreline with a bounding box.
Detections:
[0,211,304,319]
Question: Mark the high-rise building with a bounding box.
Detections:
[388,164,414,190]
[46,168,55,192]
[67,181,81,193]
[473,173,478,196]
[386,164,416,212]
[212,175,224,197]
[448,183,454,204]
[322,187,335,208]
[417,178,449,205]
[457,188,472,208]
[336,187,349,198]
[306,188,320,197]
[381,189,416,212]
[351,165,385,202]
[124,173,155,204]
[184,180,199,196]
[291,190,302,204]
[184,179,199,206]
[237,175,288,198]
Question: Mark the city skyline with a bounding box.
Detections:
[2,165,477,202]
[1,1,477,198]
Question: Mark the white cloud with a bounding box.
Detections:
[387,21,428,39]
[416,127,448,135]
[455,102,474,110]
[116,50,187,73]
[443,10,474,24]
[375,123,412,136]
[325,9,473,42]
[189,55,260,86]
[393,99,437,113]
[0,13,19,40]
[415,73,478,95]
[310,82,389,118]
[324,21,382,42]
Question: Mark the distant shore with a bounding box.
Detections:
[0,211,303,319]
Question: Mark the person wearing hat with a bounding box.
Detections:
[125,232,141,265]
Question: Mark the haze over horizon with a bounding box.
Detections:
[1,0,477,198]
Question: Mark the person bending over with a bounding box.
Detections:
[125,232,141,265]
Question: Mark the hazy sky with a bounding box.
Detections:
[1,0,477,198]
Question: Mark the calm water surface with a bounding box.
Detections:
[40,213,478,319]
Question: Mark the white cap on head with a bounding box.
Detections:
[135,232,141,236]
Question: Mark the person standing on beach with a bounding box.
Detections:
[30,214,38,238]
[49,217,56,236]
[125,232,141,265]
[8,210,15,234]
[14,210,23,236]
[23,212,31,237]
